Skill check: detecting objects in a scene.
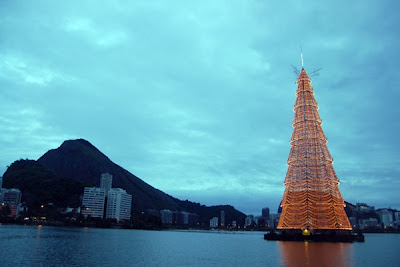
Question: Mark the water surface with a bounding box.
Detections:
[0,225,398,266]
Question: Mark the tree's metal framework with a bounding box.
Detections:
[277,68,352,230]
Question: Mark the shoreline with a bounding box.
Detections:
[1,221,400,234]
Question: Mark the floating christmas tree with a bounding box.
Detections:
[277,68,352,231]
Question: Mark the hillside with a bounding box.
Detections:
[28,139,246,223]
[2,159,85,209]
[37,139,180,214]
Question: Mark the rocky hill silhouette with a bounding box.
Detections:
[15,138,246,223]
[38,139,180,214]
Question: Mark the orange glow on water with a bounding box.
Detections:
[278,241,352,266]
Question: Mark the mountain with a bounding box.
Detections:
[2,159,85,209]
[33,139,245,223]
[37,139,180,214]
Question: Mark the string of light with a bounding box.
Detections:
[277,68,352,231]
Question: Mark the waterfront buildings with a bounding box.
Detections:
[106,188,132,222]
[210,217,218,228]
[254,216,265,226]
[0,178,22,218]
[2,188,22,205]
[81,173,132,222]
[0,188,5,204]
[180,211,190,225]
[81,187,106,218]
[160,209,173,224]
[376,209,394,228]
[394,212,400,229]
[0,188,22,218]
[245,215,254,227]
[268,214,280,229]
[394,211,400,226]
[395,211,400,222]
[160,209,199,226]
[220,210,225,227]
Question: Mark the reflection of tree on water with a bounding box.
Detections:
[278,241,353,267]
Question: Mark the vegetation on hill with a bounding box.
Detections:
[38,139,181,214]
[3,139,246,225]
[179,200,246,225]
[2,159,87,212]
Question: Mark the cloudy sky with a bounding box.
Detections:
[1,1,399,215]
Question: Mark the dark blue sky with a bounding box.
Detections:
[1,1,399,215]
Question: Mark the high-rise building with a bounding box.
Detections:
[220,210,225,227]
[395,211,400,222]
[100,173,113,196]
[2,188,21,205]
[1,188,22,218]
[81,173,134,221]
[210,217,218,228]
[0,188,5,203]
[81,187,106,218]
[268,214,280,229]
[180,211,190,225]
[262,207,270,220]
[255,216,265,226]
[160,209,173,224]
[377,209,394,228]
[277,68,352,231]
[106,188,132,222]
[245,215,254,226]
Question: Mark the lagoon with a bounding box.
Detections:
[0,224,399,266]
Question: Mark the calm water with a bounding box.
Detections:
[0,224,399,266]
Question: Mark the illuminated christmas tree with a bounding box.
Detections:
[277,68,352,231]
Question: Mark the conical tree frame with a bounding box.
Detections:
[277,68,352,231]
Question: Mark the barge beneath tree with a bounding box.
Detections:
[264,229,365,243]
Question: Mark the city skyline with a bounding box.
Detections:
[1,1,399,215]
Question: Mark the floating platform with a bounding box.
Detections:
[264,230,365,243]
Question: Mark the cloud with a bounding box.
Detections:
[0,54,72,86]
[64,17,129,47]
[0,0,399,213]
[0,105,75,176]
[64,18,95,33]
